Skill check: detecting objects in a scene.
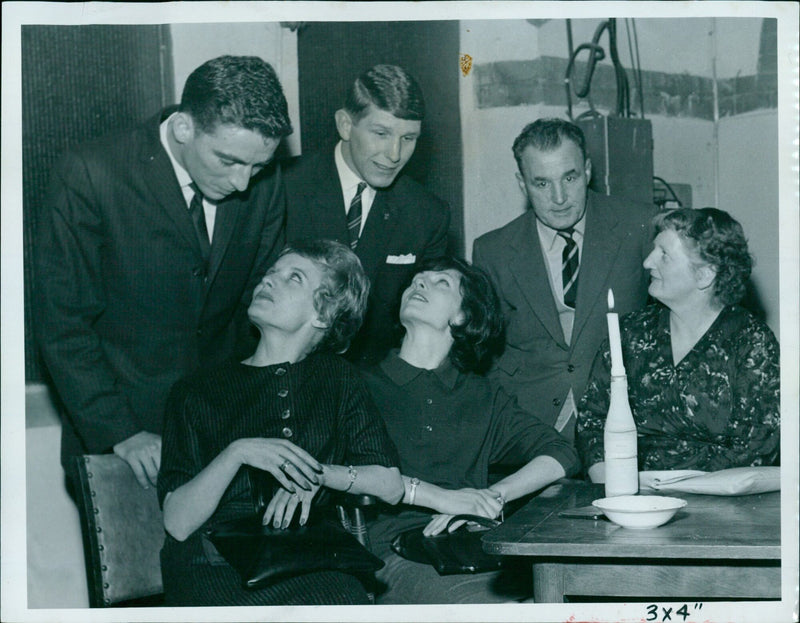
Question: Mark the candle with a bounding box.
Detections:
[607,289,625,376]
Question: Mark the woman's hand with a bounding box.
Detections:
[262,481,320,529]
[424,514,486,537]
[232,438,323,494]
[433,487,504,519]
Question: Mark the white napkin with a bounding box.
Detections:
[639,466,780,496]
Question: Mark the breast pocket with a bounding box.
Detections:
[374,263,415,304]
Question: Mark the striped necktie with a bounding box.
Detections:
[558,228,579,308]
[347,182,367,249]
[188,183,211,262]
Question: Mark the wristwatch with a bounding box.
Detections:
[408,477,420,505]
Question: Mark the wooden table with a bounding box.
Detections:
[482,480,781,603]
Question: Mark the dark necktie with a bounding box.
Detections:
[188,183,211,262]
[558,228,579,308]
[347,182,367,249]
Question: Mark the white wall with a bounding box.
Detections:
[459,18,779,334]
[537,17,760,79]
[718,110,780,334]
[26,385,88,608]
[169,23,301,155]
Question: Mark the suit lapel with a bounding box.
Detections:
[309,151,397,281]
[572,194,622,343]
[310,154,350,242]
[509,213,566,347]
[355,190,399,280]
[137,114,205,261]
[206,197,242,284]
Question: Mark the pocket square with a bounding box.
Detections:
[386,253,416,265]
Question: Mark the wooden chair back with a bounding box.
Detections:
[74,455,164,607]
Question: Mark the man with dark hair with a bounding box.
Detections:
[36,55,292,489]
[285,64,450,366]
[473,118,655,442]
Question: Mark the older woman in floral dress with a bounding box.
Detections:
[577,208,780,479]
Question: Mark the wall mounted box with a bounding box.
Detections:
[576,116,654,205]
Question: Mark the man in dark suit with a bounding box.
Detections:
[473,118,655,442]
[35,56,293,489]
[285,64,450,366]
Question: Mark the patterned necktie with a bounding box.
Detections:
[347,182,367,249]
[558,228,579,308]
[188,183,211,262]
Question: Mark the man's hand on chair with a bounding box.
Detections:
[113,431,161,489]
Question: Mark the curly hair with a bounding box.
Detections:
[408,256,505,374]
[279,239,370,354]
[180,55,293,139]
[512,118,587,173]
[344,64,425,122]
[653,207,752,306]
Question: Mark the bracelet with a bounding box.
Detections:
[344,465,357,492]
[408,477,420,505]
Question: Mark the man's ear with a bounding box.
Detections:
[584,157,592,185]
[171,112,195,145]
[335,109,354,142]
[515,171,527,196]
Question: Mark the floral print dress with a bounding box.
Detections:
[576,304,780,472]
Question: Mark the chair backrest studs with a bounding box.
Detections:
[74,454,165,607]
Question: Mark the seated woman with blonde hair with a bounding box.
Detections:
[158,239,403,606]
[577,207,780,480]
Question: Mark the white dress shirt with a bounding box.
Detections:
[160,114,216,242]
[334,141,376,237]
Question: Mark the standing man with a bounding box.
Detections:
[473,118,655,442]
[285,64,450,366]
[36,56,293,489]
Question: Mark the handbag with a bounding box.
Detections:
[390,514,506,575]
[206,514,385,590]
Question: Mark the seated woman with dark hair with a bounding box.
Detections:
[361,256,580,604]
[577,208,780,480]
[157,240,404,607]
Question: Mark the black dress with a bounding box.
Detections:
[158,353,399,606]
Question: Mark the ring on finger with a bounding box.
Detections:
[281,459,292,471]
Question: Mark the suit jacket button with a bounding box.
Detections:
[281,409,291,420]
[275,367,287,376]
[567,364,575,373]
[282,427,293,438]
[278,389,289,398]
[552,398,561,407]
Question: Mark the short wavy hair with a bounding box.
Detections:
[653,207,752,306]
[344,64,425,122]
[180,55,293,139]
[279,239,370,354]
[512,118,587,173]
[408,256,505,374]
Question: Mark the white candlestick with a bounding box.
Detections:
[607,289,625,376]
